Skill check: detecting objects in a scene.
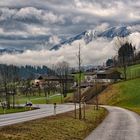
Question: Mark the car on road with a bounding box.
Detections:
[25,102,33,107]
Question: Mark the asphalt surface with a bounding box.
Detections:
[0,104,78,127]
[85,106,140,140]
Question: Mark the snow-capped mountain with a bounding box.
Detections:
[50,31,87,50]
[0,26,139,54]
[50,26,137,50]
[98,26,130,38]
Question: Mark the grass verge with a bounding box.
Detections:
[0,106,107,140]
[0,107,34,115]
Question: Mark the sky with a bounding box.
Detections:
[0,0,140,66]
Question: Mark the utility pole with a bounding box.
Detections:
[78,44,82,120]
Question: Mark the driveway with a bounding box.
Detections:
[85,106,140,140]
[0,104,78,127]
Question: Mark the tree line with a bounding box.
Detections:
[0,62,72,109]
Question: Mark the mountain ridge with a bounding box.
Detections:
[0,26,139,54]
[50,26,138,50]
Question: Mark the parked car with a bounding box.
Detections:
[25,102,33,107]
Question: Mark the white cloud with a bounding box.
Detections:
[25,24,50,35]
[75,0,117,17]
[127,25,140,32]
[74,0,140,22]
[0,8,17,21]
[42,12,65,24]
[0,40,114,66]
[14,7,42,20]
[0,32,139,67]
[14,7,65,24]
[128,32,140,50]
[49,35,61,44]
[95,23,110,32]
[0,7,65,24]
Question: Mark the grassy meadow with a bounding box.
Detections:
[98,78,140,114]
[15,92,73,105]
[119,64,140,79]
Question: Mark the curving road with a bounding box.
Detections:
[0,104,78,127]
[85,106,140,140]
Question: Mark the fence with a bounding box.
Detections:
[126,66,140,80]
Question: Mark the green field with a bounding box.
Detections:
[15,93,73,104]
[119,64,140,79]
[0,106,107,140]
[127,64,140,79]
[98,78,140,114]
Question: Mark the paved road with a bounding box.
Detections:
[0,104,78,127]
[85,106,140,140]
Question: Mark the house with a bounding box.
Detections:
[34,75,75,88]
[97,69,121,80]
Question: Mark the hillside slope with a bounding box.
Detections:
[98,78,140,114]
[119,64,140,80]
[126,64,140,79]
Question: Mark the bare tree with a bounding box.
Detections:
[0,65,19,109]
[44,84,49,104]
[54,61,70,101]
[0,65,11,109]
[24,73,35,100]
[10,65,19,108]
[77,44,82,120]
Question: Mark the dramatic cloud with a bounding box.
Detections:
[0,0,139,66]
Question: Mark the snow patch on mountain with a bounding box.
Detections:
[51,26,139,50]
